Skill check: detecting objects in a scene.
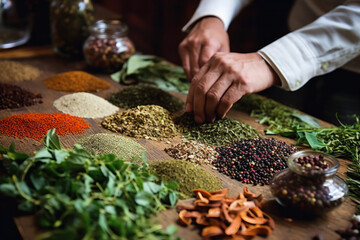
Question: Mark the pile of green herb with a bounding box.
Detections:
[233,94,321,136]
[110,54,189,94]
[0,129,180,239]
[101,105,177,141]
[175,112,259,146]
[109,85,184,113]
[149,160,222,198]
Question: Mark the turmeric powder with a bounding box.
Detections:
[44,71,110,92]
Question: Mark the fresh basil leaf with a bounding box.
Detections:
[35,148,52,159]
[29,174,45,190]
[304,132,326,149]
[135,192,153,206]
[0,183,18,198]
[143,182,162,194]
[45,129,61,150]
[169,192,178,206]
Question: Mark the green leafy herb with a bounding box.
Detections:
[0,129,180,240]
[110,54,189,94]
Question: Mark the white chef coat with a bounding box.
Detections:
[183,0,360,91]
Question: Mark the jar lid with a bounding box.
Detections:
[90,19,128,36]
[287,150,340,177]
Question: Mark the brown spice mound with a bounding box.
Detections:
[0,83,43,109]
[44,71,110,92]
[0,113,90,140]
[0,60,41,82]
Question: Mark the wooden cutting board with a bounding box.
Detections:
[0,55,356,240]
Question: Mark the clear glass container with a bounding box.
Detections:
[50,0,94,58]
[270,150,347,215]
[83,19,135,73]
[0,0,32,49]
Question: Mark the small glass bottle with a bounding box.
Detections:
[50,0,94,58]
[83,19,135,73]
[270,150,347,215]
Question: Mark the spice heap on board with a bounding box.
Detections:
[78,133,146,161]
[177,187,274,239]
[0,83,42,109]
[214,138,297,185]
[0,113,90,140]
[175,112,259,146]
[0,60,41,82]
[149,160,222,198]
[101,105,177,141]
[53,92,119,118]
[44,71,110,92]
[164,140,218,165]
[109,84,184,112]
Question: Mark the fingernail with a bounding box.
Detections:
[195,116,203,124]
[186,103,192,112]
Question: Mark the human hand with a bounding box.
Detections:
[179,17,230,80]
[186,52,280,123]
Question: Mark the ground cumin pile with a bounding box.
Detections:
[44,71,110,92]
[0,113,90,140]
[0,60,41,82]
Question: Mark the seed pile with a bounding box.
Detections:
[0,83,42,109]
[214,138,297,185]
[175,113,259,146]
[44,71,110,92]
[0,113,90,140]
[149,160,222,198]
[0,60,41,82]
[101,105,177,141]
[177,188,275,239]
[109,85,184,112]
[164,140,218,164]
[53,92,119,118]
[78,133,146,161]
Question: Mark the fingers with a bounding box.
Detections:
[199,45,218,68]
[216,84,244,119]
[179,42,192,80]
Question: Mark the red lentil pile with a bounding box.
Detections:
[0,83,42,110]
[0,113,90,140]
[213,138,297,185]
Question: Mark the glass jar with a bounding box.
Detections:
[270,150,347,215]
[83,19,135,73]
[50,0,94,58]
[0,0,32,48]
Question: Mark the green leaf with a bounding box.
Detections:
[304,132,326,149]
[44,129,61,150]
[143,182,162,194]
[135,192,153,207]
[126,54,155,75]
[292,112,321,128]
[169,192,178,206]
[29,174,46,190]
[0,183,18,198]
[98,212,108,232]
[165,224,178,235]
[35,148,53,159]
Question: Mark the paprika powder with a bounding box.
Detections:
[0,113,90,140]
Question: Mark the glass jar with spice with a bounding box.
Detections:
[50,0,94,58]
[83,19,135,73]
[270,150,347,216]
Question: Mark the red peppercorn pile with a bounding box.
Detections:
[213,138,297,185]
[0,83,42,110]
[0,113,90,140]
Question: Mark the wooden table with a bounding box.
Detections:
[0,49,356,240]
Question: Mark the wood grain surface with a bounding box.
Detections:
[0,56,356,240]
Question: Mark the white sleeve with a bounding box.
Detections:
[182,0,252,31]
[258,1,360,91]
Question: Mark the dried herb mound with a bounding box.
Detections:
[175,112,259,146]
[0,83,42,109]
[164,140,218,165]
[214,138,297,185]
[101,105,177,141]
[0,60,41,82]
[149,160,222,198]
[78,133,146,161]
[0,130,180,240]
[109,85,184,112]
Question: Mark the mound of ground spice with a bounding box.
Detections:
[44,71,110,92]
[109,84,184,112]
[0,113,90,140]
[0,60,41,82]
[78,133,146,161]
[53,92,119,118]
[0,83,42,110]
[101,105,177,141]
[175,112,259,146]
[149,160,222,198]
[164,140,218,165]
[213,138,297,185]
